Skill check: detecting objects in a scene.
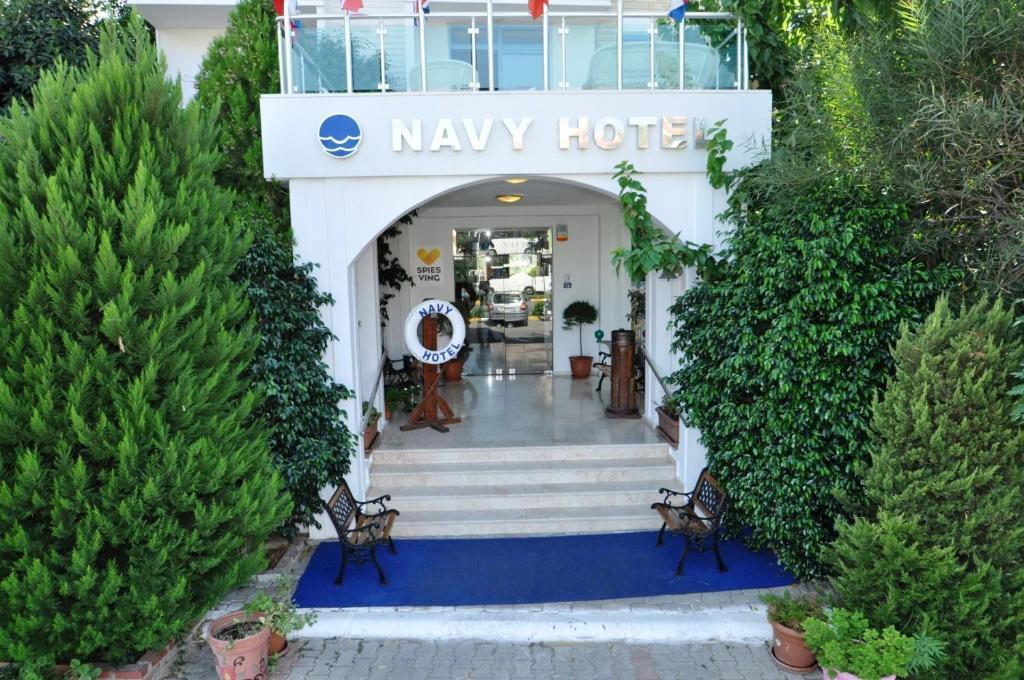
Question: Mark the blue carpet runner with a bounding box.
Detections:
[293,531,794,608]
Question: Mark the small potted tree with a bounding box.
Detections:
[802,609,945,680]
[562,300,598,379]
[443,345,471,382]
[206,610,271,679]
[761,590,823,673]
[656,394,681,446]
[362,401,381,452]
[244,578,318,658]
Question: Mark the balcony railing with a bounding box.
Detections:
[276,4,747,94]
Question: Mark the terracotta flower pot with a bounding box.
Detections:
[569,355,593,379]
[769,620,817,673]
[822,670,895,680]
[207,611,270,680]
[444,359,464,382]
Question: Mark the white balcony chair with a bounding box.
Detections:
[408,60,478,92]
[583,42,721,90]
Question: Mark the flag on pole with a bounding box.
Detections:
[414,0,430,14]
[341,0,363,13]
[529,0,548,20]
[667,0,688,23]
[273,0,301,29]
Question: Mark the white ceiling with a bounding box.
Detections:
[426,178,615,209]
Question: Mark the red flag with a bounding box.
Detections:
[342,0,364,12]
[529,0,548,19]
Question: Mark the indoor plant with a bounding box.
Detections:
[656,394,681,446]
[761,590,823,673]
[206,610,271,680]
[562,300,598,379]
[802,609,945,680]
[243,578,318,658]
[362,402,381,451]
[444,345,472,382]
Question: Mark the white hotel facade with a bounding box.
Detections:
[131,0,771,539]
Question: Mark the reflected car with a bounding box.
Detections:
[487,292,529,327]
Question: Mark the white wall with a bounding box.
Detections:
[156,28,225,101]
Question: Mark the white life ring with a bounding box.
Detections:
[403,299,467,365]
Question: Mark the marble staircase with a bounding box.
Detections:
[367,442,679,538]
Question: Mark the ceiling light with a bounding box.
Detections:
[496,194,524,203]
[504,178,529,185]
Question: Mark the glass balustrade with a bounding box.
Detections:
[278,9,746,94]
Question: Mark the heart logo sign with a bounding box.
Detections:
[417,248,441,265]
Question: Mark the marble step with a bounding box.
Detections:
[368,480,677,512]
[388,504,666,538]
[371,443,670,465]
[371,457,677,487]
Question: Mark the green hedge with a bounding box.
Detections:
[830,297,1024,678]
[666,178,952,578]
[0,18,289,665]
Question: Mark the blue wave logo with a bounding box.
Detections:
[318,114,362,159]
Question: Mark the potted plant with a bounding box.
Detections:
[362,401,381,452]
[443,345,471,382]
[761,590,823,673]
[656,394,681,446]
[802,609,945,680]
[206,610,271,680]
[243,578,318,658]
[562,300,598,379]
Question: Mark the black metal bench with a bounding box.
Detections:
[323,480,400,586]
[651,468,729,577]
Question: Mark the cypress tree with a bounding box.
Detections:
[196,0,357,537]
[830,297,1024,679]
[0,16,289,665]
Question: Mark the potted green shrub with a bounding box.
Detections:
[362,401,381,452]
[443,345,472,382]
[761,590,823,673]
[206,610,271,679]
[803,609,945,680]
[243,578,318,658]
[656,394,681,446]
[562,300,598,379]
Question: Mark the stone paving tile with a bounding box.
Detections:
[167,636,819,679]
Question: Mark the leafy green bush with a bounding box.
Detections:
[760,590,821,632]
[235,221,355,537]
[803,608,944,680]
[194,0,288,224]
[0,17,289,664]
[829,297,1024,678]
[0,0,119,108]
[196,0,357,537]
[667,178,951,578]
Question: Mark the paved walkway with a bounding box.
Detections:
[168,636,816,679]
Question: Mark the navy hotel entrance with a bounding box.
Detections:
[456,227,553,376]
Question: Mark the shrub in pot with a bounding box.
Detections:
[443,345,471,382]
[207,611,271,680]
[802,609,944,680]
[562,300,598,379]
[656,395,681,445]
[243,578,318,657]
[761,590,822,672]
[362,402,381,451]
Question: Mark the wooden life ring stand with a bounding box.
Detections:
[400,299,465,433]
